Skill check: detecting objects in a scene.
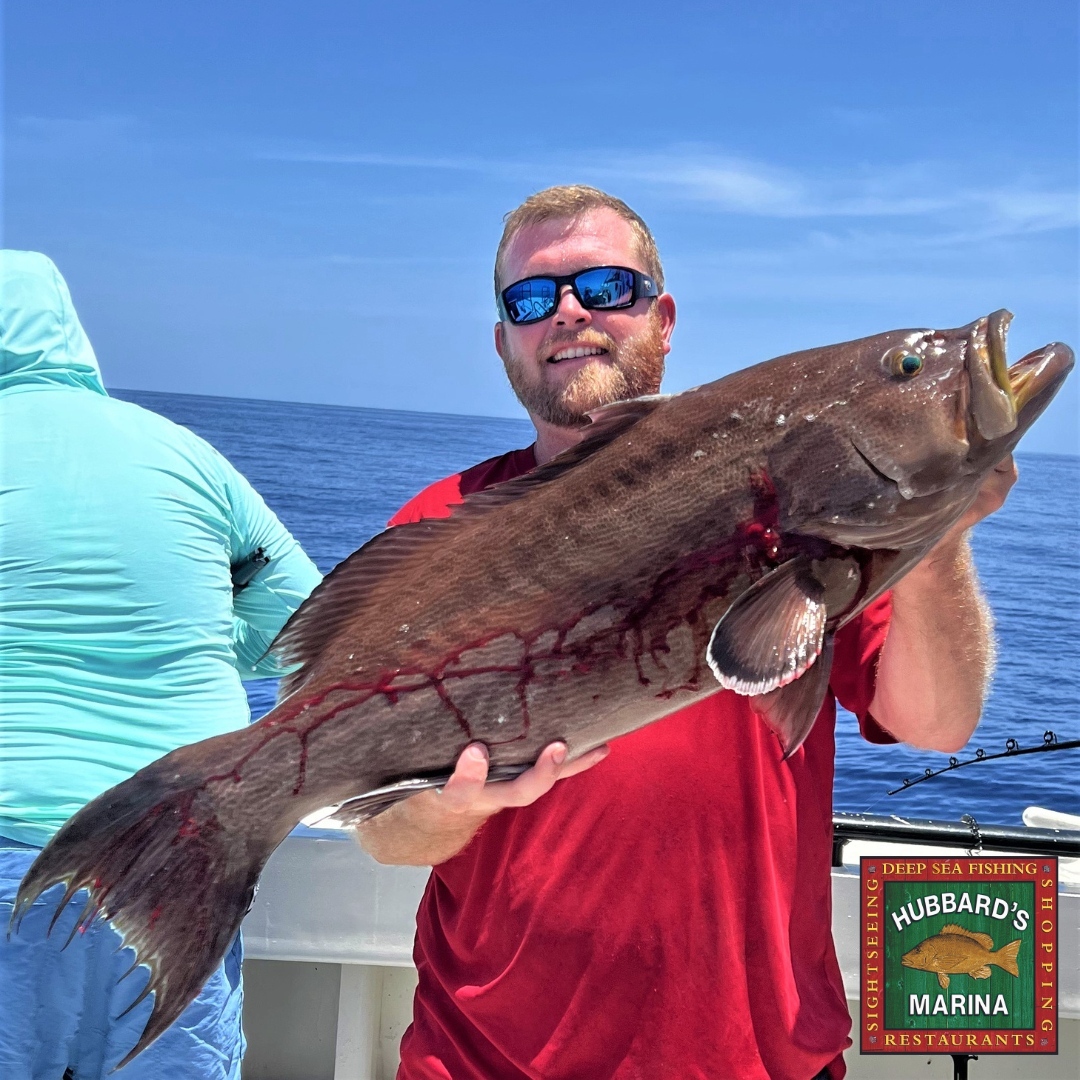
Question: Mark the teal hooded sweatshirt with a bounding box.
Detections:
[0,251,322,845]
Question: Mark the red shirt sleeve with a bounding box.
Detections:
[831,590,896,744]
[388,473,466,526]
[387,447,537,527]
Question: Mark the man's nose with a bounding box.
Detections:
[553,285,591,326]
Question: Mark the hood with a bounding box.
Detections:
[0,250,107,396]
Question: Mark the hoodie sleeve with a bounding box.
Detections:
[220,464,322,679]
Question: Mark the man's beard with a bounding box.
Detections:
[502,308,665,428]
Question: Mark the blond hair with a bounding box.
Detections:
[494,185,664,298]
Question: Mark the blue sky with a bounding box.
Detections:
[3,0,1077,453]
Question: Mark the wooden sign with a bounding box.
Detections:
[860,856,1058,1055]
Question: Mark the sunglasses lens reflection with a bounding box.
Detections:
[575,268,635,308]
[504,279,557,324]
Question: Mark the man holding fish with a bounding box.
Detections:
[357,186,1019,1079]
[16,187,1071,1079]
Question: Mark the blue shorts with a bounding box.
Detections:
[0,842,244,1080]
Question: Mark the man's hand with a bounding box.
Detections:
[930,454,1018,558]
[355,741,610,866]
[434,741,611,816]
[870,456,1018,752]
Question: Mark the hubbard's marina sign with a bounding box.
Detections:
[860,856,1058,1055]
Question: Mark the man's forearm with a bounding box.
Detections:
[355,792,489,866]
[870,535,994,752]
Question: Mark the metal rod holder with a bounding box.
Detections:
[952,1052,977,1079]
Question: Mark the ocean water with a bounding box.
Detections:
[114,388,1080,827]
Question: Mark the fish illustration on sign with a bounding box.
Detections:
[901,924,1022,989]
[11,311,1072,1063]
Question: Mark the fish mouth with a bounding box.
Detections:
[968,311,1075,441]
[901,955,915,968]
[1008,340,1075,416]
[967,310,1016,440]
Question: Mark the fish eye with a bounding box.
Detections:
[883,347,924,379]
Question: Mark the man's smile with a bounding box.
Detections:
[546,345,610,364]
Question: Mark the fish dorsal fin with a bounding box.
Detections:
[273,519,443,696]
[272,395,668,694]
[500,394,669,489]
[445,395,669,514]
[940,924,995,949]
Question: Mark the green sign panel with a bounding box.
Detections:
[884,879,1033,1029]
[861,857,1058,1055]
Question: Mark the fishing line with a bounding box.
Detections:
[887,729,1080,796]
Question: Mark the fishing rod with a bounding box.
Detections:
[887,729,1080,796]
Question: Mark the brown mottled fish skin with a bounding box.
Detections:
[902,924,1022,989]
[12,313,1072,1063]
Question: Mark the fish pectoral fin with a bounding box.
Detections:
[933,951,968,969]
[937,972,950,989]
[970,965,992,980]
[706,553,861,705]
[707,556,830,696]
[749,634,834,758]
[708,556,850,756]
[331,763,532,825]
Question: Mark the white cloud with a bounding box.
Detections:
[260,149,489,171]
[17,121,1077,242]
[260,141,1078,238]
[981,190,1079,234]
[598,156,801,214]
[603,151,1078,233]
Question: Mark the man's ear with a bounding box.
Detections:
[658,293,676,356]
[494,320,507,361]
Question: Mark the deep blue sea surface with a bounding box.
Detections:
[114,389,1080,826]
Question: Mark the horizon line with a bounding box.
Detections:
[108,385,1079,458]
[108,384,535,431]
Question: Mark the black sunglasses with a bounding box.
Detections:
[498,265,659,326]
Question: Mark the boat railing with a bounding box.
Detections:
[831,811,1080,867]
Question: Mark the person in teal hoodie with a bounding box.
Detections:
[0,251,322,1079]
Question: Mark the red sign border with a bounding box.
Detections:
[859,854,1058,1055]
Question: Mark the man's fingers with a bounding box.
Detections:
[556,744,611,779]
[992,454,1018,490]
[937,455,1019,543]
[486,742,611,808]
[437,743,491,812]
[492,743,566,807]
[433,740,611,815]
[971,455,1018,520]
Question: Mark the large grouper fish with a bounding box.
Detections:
[12,311,1072,1063]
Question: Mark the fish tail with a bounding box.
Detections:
[993,939,1022,977]
[9,733,288,1067]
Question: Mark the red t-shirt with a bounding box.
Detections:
[391,447,893,1080]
